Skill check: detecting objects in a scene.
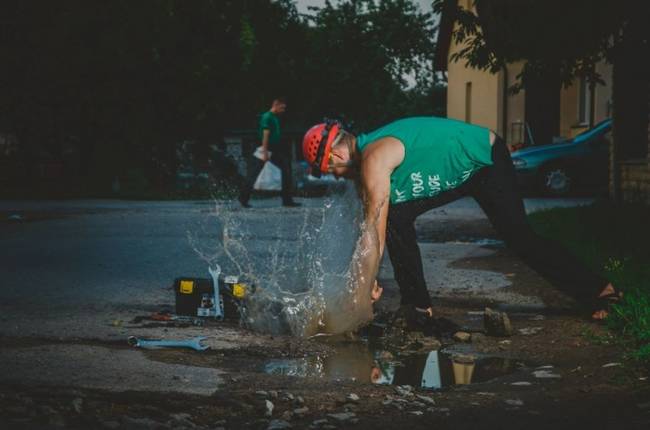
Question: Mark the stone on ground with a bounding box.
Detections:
[484,307,513,337]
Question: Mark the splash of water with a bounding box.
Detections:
[189,184,380,337]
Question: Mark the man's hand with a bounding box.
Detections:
[415,306,433,318]
[261,148,270,162]
[370,366,382,383]
[371,280,383,303]
[355,137,403,308]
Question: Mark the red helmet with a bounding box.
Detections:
[302,120,342,177]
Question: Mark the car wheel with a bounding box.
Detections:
[540,165,572,196]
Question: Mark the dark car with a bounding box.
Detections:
[510,119,612,196]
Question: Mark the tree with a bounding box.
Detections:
[0,0,251,190]
[435,0,649,200]
[0,0,442,194]
[433,0,648,89]
[301,0,438,130]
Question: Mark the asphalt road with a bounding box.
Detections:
[0,194,594,394]
[0,195,593,324]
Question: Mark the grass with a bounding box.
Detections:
[528,201,650,363]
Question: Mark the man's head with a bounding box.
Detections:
[328,130,357,179]
[302,121,357,179]
[270,97,287,115]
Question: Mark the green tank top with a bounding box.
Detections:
[356,117,493,204]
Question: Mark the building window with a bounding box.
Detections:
[578,78,592,126]
[465,82,472,123]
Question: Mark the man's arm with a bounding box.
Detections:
[354,138,405,302]
[261,129,270,161]
[320,137,404,333]
[360,137,405,256]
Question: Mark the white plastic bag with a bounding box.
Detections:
[253,161,282,190]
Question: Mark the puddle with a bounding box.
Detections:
[262,343,528,390]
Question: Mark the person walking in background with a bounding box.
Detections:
[239,96,301,208]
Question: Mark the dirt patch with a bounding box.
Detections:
[2,307,650,430]
[2,210,649,429]
[1,319,649,430]
[140,336,334,370]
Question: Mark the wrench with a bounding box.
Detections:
[128,336,209,351]
[208,266,224,320]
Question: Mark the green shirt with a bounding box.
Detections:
[259,111,281,147]
[356,117,493,204]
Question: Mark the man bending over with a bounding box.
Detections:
[302,117,620,331]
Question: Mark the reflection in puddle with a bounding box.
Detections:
[264,344,526,389]
[451,354,475,385]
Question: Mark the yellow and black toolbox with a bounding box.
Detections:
[173,275,253,320]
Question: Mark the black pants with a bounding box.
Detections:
[239,149,294,205]
[385,138,608,309]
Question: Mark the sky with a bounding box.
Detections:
[294,0,438,89]
[295,0,434,15]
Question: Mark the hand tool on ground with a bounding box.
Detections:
[127,336,209,351]
[208,266,224,320]
[148,312,204,326]
[173,266,253,320]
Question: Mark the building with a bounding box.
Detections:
[435,0,649,203]
[435,0,612,150]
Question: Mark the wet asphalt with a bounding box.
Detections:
[0,196,594,316]
[0,195,594,393]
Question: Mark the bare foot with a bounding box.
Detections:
[592,309,609,320]
[592,283,622,320]
[597,283,616,298]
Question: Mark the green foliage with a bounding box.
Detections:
[528,203,650,364]
[607,284,650,361]
[0,0,438,194]
[529,203,650,271]
[634,344,650,361]
[299,0,438,129]
[239,17,257,72]
[434,0,648,90]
